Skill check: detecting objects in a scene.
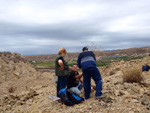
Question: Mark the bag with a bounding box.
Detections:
[142,65,150,72]
[59,88,84,106]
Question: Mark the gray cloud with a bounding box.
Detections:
[0,0,150,55]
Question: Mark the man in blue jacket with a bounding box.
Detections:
[77,47,104,99]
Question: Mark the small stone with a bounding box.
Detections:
[132,99,139,103]
[106,80,110,83]
[10,94,16,100]
[123,83,129,89]
[103,97,112,103]
[16,101,22,106]
[146,92,150,96]
[119,90,125,96]
[124,85,128,89]
[6,105,11,110]
[129,111,134,113]
[146,107,150,110]
[142,99,149,105]
[114,90,120,96]
[114,81,121,85]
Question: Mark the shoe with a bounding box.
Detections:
[85,97,90,100]
[96,94,107,100]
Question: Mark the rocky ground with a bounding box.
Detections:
[0,52,150,113]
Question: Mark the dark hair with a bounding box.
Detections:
[82,47,88,52]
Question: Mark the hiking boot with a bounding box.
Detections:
[96,94,107,100]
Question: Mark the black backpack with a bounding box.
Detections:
[142,65,150,72]
[59,88,84,106]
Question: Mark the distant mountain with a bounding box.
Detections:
[24,47,150,62]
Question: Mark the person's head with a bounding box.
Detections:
[72,64,78,72]
[82,46,88,52]
[58,47,67,57]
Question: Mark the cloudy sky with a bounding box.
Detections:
[0,0,150,55]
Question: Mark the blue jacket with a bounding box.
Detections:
[77,51,96,70]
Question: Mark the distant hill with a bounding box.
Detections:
[24,47,150,62]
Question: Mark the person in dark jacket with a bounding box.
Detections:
[55,47,69,97]
[67,64,83,95]
[77,47,105,99]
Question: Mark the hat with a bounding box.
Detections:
[82,47,88,51]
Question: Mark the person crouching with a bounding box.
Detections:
[67,64,83,95]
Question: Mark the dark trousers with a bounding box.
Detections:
[83,67,103,99]
[57,76,68,97]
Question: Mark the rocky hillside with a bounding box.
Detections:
[0,52,39,83]
[0,52,150,113]
[24,47,150,62]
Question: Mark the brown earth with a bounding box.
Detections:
[0,52,150,113]
[24,47,150,62]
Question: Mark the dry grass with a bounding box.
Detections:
[8,86,16,93]
[109,70,116,76]
[122,67,143,83]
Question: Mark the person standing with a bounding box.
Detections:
[77,47,105,99]
[55,47,69,97]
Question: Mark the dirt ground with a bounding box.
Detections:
[0,52,150,113]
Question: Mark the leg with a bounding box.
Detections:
[57,76,68,97]
[90,67,103,97]
[57,76,63,97]
[57,77,60,97]
[70,87,81,95]
[83,68,91,99]
[79,76,83,84]
[77,81,83,90]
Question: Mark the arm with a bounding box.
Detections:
[77,54,81,68]
[58,59,64,70]
[79,76,83,84]
[92,51,96,61]
[75,73,83,79]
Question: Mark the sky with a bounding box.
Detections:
[0,0,150,56]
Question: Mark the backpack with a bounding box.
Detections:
[59,88,84,106]
[142,65,150,72]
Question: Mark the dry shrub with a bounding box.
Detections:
[122,67,143,83]
[8,86,16,93]
[115,67,120,71]
[109,70,115,76]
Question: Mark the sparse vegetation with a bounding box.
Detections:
[109,70,116,76]
[29,61,54,66]
[122,67,143,83]
[96,55,145,67]
[1,50,150,112]
[29,55,146,68]
[8,86,16,93]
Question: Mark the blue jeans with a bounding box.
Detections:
[57,76,68,97]
[69,81,82,95]
[83,67,103,99]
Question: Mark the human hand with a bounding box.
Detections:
[59,66,64,70]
